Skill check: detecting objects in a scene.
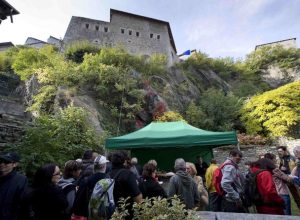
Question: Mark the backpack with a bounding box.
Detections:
[213,162,236,196]
[88,169,124,220]
[242,169,266,207]
[88,178,115,220]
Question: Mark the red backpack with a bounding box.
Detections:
[213,162,236,196]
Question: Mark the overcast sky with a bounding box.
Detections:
[0,0,299,59]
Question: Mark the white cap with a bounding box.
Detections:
[94,155,109,164]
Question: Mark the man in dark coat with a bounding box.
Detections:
[0,152,28,220]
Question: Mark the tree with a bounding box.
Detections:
[186,89,242,131]
[15,106,104,177]
[241,81,300,137]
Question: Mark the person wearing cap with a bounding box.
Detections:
[0,152,28,220]
[72,155,108,219]
[168,158,200,209]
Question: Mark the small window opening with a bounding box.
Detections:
[95,25,99,31]
[104,27,108,32]
[121,28,125,34]
[85,23,89,29]
[150,33,153,38]
[129,30,132,35]
[157,34,160,40]
[136,32,139,37]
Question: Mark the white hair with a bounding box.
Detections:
[293,146,300,155]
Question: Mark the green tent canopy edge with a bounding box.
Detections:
[105,121,238,149]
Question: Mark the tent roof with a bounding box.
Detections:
[105,121,238,149]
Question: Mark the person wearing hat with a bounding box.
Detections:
[0,152,28,220]
[72,155,109,219]
[168,158,200,209]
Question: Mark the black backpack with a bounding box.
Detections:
[242,169,266,207]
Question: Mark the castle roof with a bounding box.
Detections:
[110,9,177,53]
[255,38,296,50]
[0,0,19,23]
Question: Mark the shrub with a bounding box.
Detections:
[154,111,186,122]
[241,81,300,137]
[111,197,200,220]
[64,41,99,63]
[14,106,104,178]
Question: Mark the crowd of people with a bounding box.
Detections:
[1,145,300,220]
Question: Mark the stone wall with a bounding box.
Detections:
[213,145,278,171]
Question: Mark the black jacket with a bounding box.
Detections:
[139,177,167,199]
[72,172,107,217]
[31,185,68,220]
[0,170,28,220]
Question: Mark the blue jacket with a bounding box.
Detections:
[0,170,28,220]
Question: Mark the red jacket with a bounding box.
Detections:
[250,166,284,215]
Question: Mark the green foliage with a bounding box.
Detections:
[64,41,99,63]
[111,197,200,220]
[27,85,57,114]
[154,111,186,122]
[186,88,242,131]
[15,106,104,177]
[241,81,300,137]
[12,45,58,80]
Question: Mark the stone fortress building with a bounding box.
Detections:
[63,9,179,65]
[255,38,297,50]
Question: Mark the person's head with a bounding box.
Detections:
[148,159,157,168]
[186,162,197,176]
[277,146,288,157]
[210,159,217,165]
[82,150,93,160]
[174,158,186,172]
[142,163,156,178]
[94,155,109,173]
[196,156,203,163]
[63,160,82,179]
[293,146,300,159]
[264,153,276,165]
[92,152,99,160]
[111,151,127,168]
[229,149,243,164]
[131,157,138,165]
[251,158,276,171]
[244,161,252,170]
[33,163,61,187]
[0,152,20,177]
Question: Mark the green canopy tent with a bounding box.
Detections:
[105,121,238,171]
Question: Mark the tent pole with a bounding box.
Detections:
[237,142,240,151]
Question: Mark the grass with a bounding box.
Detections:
[291,195,300,216]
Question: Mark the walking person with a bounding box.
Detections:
[205,159,222,211]
[168,158,200,209]
[220,149,246,213]
[0,152,28,220]
[195,156,208,181]
[31,163,68,220]
[250,158,285,215]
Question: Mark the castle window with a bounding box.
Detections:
[95,25,99,31]
[104,27,108,32]
[129,30,132,35]
[121,28,125,34]
[150,33,153,38]
[157,34,160,40]
[85,23,89,29]
[136,32,139,37]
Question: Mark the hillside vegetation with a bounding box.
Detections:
[1,42,300,174]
